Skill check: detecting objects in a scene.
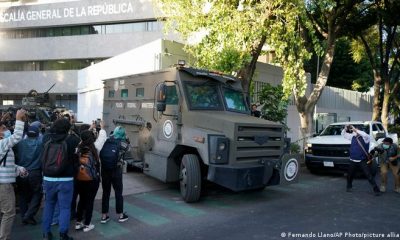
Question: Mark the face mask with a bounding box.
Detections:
[2,130,11,139]
[382,144,390,150]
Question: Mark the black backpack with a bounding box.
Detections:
[100,138,129,170]
[42,138,69,177]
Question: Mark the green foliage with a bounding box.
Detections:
[290,143,301,154]
[259,83,288,125]
[328,38,373,92]
[388,124,400,137]
[154,0,312,98]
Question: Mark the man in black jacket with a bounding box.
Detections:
[41,119,80,240]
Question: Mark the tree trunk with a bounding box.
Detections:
[238,35,267,102]
[294,34,336,142]
[381,78,390,129]
[298,110,314,149]
[372,70,382,121]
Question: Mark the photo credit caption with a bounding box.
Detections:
[280,232,400,239]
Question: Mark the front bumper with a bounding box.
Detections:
[305,154,350,171]
[207,154,300,191]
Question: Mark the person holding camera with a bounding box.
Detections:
[341,125,380,196]
[0,109,28,240]
[370,137,399,193]
[100,126,129,224]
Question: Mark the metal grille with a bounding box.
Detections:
[235,124,283,162]
[311,144,350,157]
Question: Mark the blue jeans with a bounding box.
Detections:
[42,180,73,234]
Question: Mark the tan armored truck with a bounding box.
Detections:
[102,65,300,202]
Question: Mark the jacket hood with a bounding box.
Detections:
[48,133,68,142]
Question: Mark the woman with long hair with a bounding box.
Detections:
[74,121,106,232]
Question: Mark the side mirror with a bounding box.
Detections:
[156,83,167,112]
[374,132,385,140]
[312,133,318,137]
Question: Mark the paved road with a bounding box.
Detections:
[11,168,400,240]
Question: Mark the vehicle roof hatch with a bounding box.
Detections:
[179,67,237,84]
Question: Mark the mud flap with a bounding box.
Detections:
[279,153,300,185]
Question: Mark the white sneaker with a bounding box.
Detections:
[380,186,386,192]
[75,222,84,230]
[83,224,95,232]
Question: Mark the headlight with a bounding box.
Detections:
[305,143,312,154]
[208,135,230,164]
[218,142,226,151]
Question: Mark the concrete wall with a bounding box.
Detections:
[253,66,373,145]
[0,70,77,93]
[0,0,155,29]
[77,39,188,123]
[0,32,164,61]
[0,0,166,100]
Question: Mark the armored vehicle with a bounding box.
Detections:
[103,65,300,202]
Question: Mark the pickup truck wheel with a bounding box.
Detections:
[180,154,202,203]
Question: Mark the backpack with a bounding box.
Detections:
[100,138,128,170]
[41,138,69,177]
[76,152,99,181]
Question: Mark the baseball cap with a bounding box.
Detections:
[27,125,39,138]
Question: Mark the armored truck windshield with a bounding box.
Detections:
[183,81,248,113]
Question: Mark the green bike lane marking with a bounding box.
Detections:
[135,193,206,217]
[110,199,170,226]
[161,189,233,209]
[91,211,130,238]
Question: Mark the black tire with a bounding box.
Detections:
[180,154,202,203]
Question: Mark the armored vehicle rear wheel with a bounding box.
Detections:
[180,154,202,203]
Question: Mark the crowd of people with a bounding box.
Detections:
[0,109,130,240]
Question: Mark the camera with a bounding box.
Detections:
[345,125,353,134]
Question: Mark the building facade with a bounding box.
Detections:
[0,0,164,111]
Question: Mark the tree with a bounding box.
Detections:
[258,83,289,126]
[154,0,303,96]
[351,0,400,128]
[328,38,373,91]
[154,0,373,142]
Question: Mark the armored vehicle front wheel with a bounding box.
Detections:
[180,154,202,203]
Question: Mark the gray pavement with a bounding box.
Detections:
[94,169,169,200]
[11,167,400,240]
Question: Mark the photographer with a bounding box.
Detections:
[370,137,399,193]
[341,125,380,196]
[0,109,28,240]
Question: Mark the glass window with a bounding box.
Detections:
[166,86,178,105]
[46,28,54,37]
[81,26,90,35]
[376,123,384,131]
[121,89,128,98]
[93,25,101,34]
[62,27,72,36]
[320,124,369,136]
[372,124,378,131]
[136,88,144,98]
[71,26,81,35]
[184,82,223,110]
[222,87,248,112]
[132,22,146,31]
[109,90,115,98]
[2,100,14,105]
[54,28,62,36]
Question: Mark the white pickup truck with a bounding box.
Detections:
[304,121,398,173]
